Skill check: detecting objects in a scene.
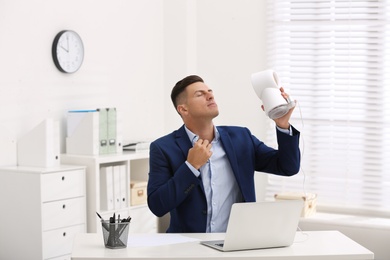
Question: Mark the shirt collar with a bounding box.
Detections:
[184,125,220,145]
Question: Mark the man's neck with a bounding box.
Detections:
[185,121,215,142]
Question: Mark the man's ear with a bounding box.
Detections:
[177,104,188,116]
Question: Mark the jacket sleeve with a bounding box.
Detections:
[253,125,301,176]
[147,141,202,217]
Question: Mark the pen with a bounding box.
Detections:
[96,212,109,231]
[96,211,104,220]
[108,213,116,246]
[117,216,131,238]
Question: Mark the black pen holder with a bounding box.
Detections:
[101,220,130,249]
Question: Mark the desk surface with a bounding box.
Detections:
[71,231,373,260]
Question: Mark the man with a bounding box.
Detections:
[147,75,300,233]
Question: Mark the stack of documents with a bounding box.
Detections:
[123,141,151,152]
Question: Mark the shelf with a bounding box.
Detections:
[61,151,156,233]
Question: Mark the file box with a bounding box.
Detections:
[130,181,147,206]
[274,192,317,217]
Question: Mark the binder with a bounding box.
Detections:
[66,108,122,155]
[17,118,60,167]
[100,166,114,211]
[97,107,122,154]
[113,165,122,210]
[119,165,127,208]
[115,111,123,154]
[98,108,109,155]
[107,108,117,154]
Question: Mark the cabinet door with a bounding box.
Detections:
[41,169,85,201]
[42,197,86,231]
[42,224,85,259]
[129,206,157,233]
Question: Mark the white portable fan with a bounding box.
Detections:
[251,69,295,119]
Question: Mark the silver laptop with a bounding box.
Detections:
[201,200,304,252]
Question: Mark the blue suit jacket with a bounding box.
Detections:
[147,125,300,233]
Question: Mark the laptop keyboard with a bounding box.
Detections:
[216,243,224,247]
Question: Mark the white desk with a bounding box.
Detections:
[71,231,373,260]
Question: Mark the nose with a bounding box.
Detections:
[206,91,214,100]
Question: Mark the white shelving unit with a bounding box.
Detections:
[0,165,86,260]
[61,151,157,234]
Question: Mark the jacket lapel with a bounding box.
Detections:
[175,125,205,193]
[175,125,193,157]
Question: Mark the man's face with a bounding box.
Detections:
[179,81,219,120]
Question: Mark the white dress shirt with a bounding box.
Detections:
[185,126,242,232]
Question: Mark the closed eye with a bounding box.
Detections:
[194,89,213,97]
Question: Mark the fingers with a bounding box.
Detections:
[271,86,296,128]
[279,87,294,104]
[195,138,211,147]
[194,139,212,151]
[279,86,288,99]
[187,139,213,169]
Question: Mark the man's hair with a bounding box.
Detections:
[171,75,204,110]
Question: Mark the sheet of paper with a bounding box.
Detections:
[127,234,200,247]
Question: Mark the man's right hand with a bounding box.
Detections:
[187,139,213,169]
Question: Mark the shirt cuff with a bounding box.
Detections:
[276,125,293,136]
[185,161,200,177]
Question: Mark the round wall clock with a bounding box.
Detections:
[52,30,84,73]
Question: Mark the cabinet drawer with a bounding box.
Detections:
[41,169,85,201]
[42,197,86,231]
[42,224,85,260]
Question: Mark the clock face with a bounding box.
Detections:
[52,30,84,73]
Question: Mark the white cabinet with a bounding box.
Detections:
[0,165,86,260]
[61,151,157,234]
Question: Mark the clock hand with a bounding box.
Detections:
[67,34,69,52]
[60,45,69,52]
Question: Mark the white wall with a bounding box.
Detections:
[0,0,165,164]
[163,0,269,138]
[0,0,268,165]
